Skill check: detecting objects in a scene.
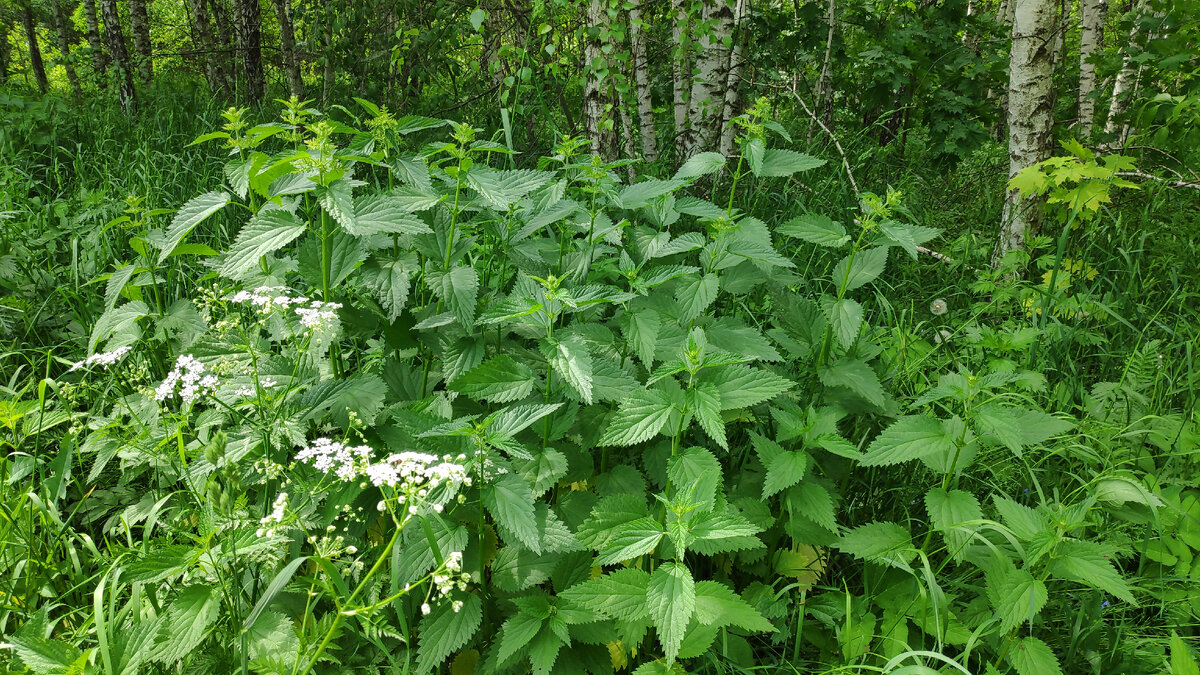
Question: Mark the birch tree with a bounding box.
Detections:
[0,21,9,83]
[99,0,137,111]
[130,0,153,82]
[682,0,735,158]
[995,0,1057,267]
[49,0,83,97]
[1103,0,1148,147]
[582,0,616,159]
[671,0,691,159]
[234,0,265,102]
[1077,0,1107,138]
[19,0,48,94]
[271,0,304,98]
[186,0,224,93]
[718,0,747,157]
[628,1,658,162]
[81,0,107,84]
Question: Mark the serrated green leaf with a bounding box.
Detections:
[676,273,719,321]
[861,415,952,466]
[623,308,661,367]
[350,194,432,236]
[426,263,478,328]
[667,446,722,513]
[89,301,149,353]
[988,567,1048,633]
[705,364,793,409]
[786,481,838,532]
[755,149,826,177]
[560,568,652,621]
[483,473,541,553]
[595,517,665,564]
[417,593,482,673]
[925,487,983,559]
[318,180,356,232]
[542,335,593,404]
[831,246,889,292]
[598,389,674,446]
[763,451,808,498]
[817,358,885,408]
[619,178,687,209]
[674,152,726,179]
[449,355,537,403]
[219,209,305,278]
[158,191,231,263]
[688,385,726,449]
[838,522,915,568]
[1007,636,1063,675]
[693,581,776,632]
[497,610,544,664]
[778,213,849,247]
[1048,539,1136,604]
[647,562,695,663]
[488,403,563,440]
[1171,632,1200,675]
[825,297,864,349]
[152,585,220,663]
[360,251,415,321]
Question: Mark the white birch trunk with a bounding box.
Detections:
[129,0,152,83]
[683,0,735,158]
[718,0,747,156]
[1103,0,1148,146]
[628,3,658,162]
[672,0,692,159]
[994,0,1057,267]
[582,0,616,158]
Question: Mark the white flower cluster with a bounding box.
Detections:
[256,492,288,537]
[155,354,218,404]
[420,551,470,615]
[230,286,343,330]
[234,377,280,398]
[296,438,373,481]
[69,346,132,373]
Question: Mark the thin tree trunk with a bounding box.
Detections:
[994,0,1057,267]
[186,0,224,93]
[1077,0,1106,138]
[810,0,836,142]
[20,1,49,94]
[0,22,10,83]
[49,0,83,97]
[619,97,638,177]
[99,0,137,111]
[129,0,152,83]
[1103,0,1147,146]
[719,0,747,156]
[321,12,334,107]
[628,3,658,162]
[582,0,616,159]
[209,0,236,91]
[271,0,303,98]
[234,0,264,102]
[683,0,735,157]
[671,0,691,159]
[81,0,108,85]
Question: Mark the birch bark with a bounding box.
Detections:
[129,0,152,82]
[272,0,303,98]
[1077,0,1107,137]
[628,2,658,162]
[99,0,137,111]
[20,1,48,93]
[82,0,108,84]
[1103,0,1148,147]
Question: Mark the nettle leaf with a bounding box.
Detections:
[778,213,849,248]
[925,487,983,559]
[1007,636,1063,675]
[595,517,665,564]
[152,585,220,663]
[837,522,915,569]
[300,374,387,425]
[449,355,537,403]
[318,180,356,232]
[426,263,479,327]
[786,481,838,532]
[818,358,885,408]
[987,567,1048,633]
[542,335,594,404]
[360,251,415,321]
[488,403,563,440]
[483,473,541,553]
[1048,539,1136,604]
[687,385,726,449]
[861,415,954,467]
[647,561,696,663]
[497,610,544,665]
[972,404,1074,454]
[417,593,482,673]
[831,246,889,292]
[693,581,775,633]
[667,447,722,512]
[704,364,794,409]
[992,496,1046,540]
[825,297,864,349]
[618,178,687,209]
[219,209,306,279]
[754,149,826,177]
[622,308,661,368]
[763,450,808,499]
[89,300,149,353]
[675,273,719,322]
[598,388,674,446]
[560,568,652,621]
[349,194,432,236]
[158,191,231,263]
[9,617,83,674]
[674,151,726,179]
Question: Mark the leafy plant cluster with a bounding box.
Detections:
[0,97,1198,675]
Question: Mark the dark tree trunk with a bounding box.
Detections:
[20,1,49,94]
[99,0,137,111]
[209,0,236,91]
[49,0,83,97]
[82,0,108,86]
[187,0,225,93]
[0,22,10,83]
[130,0,153,82]
[271,0,303,98]
[234,0,264,102]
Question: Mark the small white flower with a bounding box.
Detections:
[930,298,948,316]
[69,346,132,373]
[155,354,217,404]
[420,603,431,615]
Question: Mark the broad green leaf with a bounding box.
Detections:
[488,403,563,440]
[157,191,230,263]
[595,517,665,564]
[300,374,387,426]
[1007,636,1063,675]
[1048,539,1136,604]
[417,593,482,673]
[778,213,849,247]
[861,415,954,467]
[992,496,1046,540]
[763,450,808,498]
[687,385,726,449]
[825,297,864,349]
[88,301,149,353]
[360,252,415,321]
[1095,475,1163,508]
[618,178,687,209]
[818,358,885,408]
[318,180,356,232]
[152,585,220,663]
[9,622,83,674]
[542,335,593,404]
[837,522,915,569]
[675,273,719,321]
[831,246,889,292]
[694,581,776,632]
[1171,631,1200,675]
[925,488,983,559]
[786,481,838,532]
[350,194,432,236]
[559,568,651,621]
[298,227,367,289]
[705,364,794,409]
[449,355,537,403]
[688,508,763,553]
[104,263,138,311]
[426,263,479,328]
[623,308,661,367]
[755,149,826,177]
[483,473,541,553]
[973,404,1074,454]
[987,567,1048,632]
[667,447,722,513]
[598,389,674,446]
[647,561,695,663]
[219,210,305,278]
[674,152,726,179]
